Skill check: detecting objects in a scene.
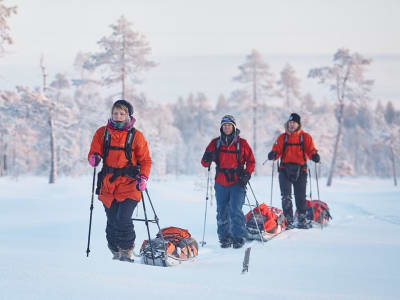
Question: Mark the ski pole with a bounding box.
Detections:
[308,167,312,200]
[247,182,260,207]
[86,167,96,257]
[315,163,320,201]
[200,165,211,247]
[270,161,275,207]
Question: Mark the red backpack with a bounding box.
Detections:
[305,200,332,225]
[140,226,198,264]
[245,203,286,235]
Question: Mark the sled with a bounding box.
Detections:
[245,203,287,241]
[295,199,332,227]
[138,226,199,267]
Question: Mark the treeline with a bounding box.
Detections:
[0,14,399,185]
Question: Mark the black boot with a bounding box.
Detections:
[286,219,295,230]
[219,237,232,248]
[232,237,245,249]
[297,213,312,229]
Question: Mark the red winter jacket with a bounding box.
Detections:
[271,125,317,169]
[201,135,255,186]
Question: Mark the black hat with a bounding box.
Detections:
[220,115,236,128]
[113,99,134,116]
[288,113,301,124]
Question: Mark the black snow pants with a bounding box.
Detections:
[279,166,307,222]
[104,198,138,251]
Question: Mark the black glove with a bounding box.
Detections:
[202,151,217,163]
[238,171,251,187]
[311,153,320,163]
[268,151,276,160]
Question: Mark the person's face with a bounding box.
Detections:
[222,123,234,135]
[112,108,128,122]
[288,121,299,132]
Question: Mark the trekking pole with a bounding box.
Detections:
[270,161,275,207]
[308,167,313,200]
[315,163,320,201]
[247,182,261,207]
[200,165,211,247]
[86,167,96,257]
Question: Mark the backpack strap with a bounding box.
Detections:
[96,127,138,194]
[280,133,306,165]
[124,128,136,165]
[215,138,243,182]
[102,128,136,163]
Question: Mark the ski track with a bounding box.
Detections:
[341,203,400,226]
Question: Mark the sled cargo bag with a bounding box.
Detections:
[140,226,198,266]
[304,200,332,225]
[245,203,286,240]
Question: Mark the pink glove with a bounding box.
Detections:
[136,174,148,191]
[89,154,101,167]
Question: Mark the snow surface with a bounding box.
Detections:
[1,175,399,300]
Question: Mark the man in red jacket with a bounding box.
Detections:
[268,113,320,229]
[201,115,255,248]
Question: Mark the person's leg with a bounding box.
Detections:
[229,184,247,248]
[104,200,119,257]
[215,183,232,247]
[293,171,309,228]
[279,171,294,228]
[114,198,138,255]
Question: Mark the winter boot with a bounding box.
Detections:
[286,220,295,230]
[297,213,312,229]
[119,245,134,262]
[219,237,232,248]
[108,244,120,260]
[285,214,295,230]
[232,237,245,249]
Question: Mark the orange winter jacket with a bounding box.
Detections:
[88,126,152,208]
[271,127,317,167]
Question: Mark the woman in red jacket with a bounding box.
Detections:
[88,100,151,261]
[268,113,320,229]
[201,115,255,249]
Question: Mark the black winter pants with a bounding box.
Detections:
[104,198,138,251]
[279,170,307,222]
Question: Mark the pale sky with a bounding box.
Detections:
[1,0,400,104]
[4,0,400,62]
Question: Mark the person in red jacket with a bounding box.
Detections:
[267,113,320,229]
[201,115,255,248]
[88,100,152,261]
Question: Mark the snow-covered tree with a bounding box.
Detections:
[84,15,156,100]
[234,49,275,175]
[277,63,301,110]
[308,48,373,186]
[384,101,398,185]
[0,0,17,56]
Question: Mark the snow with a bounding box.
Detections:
[1,175,399,299]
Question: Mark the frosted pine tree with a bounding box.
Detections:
[0,0,17,56]
[84,15,156,100]
[234,50,275,175]
[308,48,373,186]
[384,101,398,185]
[277,63,301,111]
